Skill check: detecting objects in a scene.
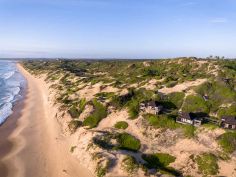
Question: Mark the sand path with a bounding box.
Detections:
[0,64,93,177]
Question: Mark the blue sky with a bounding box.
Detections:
[0,0,236,58]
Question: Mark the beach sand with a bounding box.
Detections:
[0,63,93,177]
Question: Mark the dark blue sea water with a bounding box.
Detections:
[0,60,25,124]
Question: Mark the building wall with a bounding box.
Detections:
[222,123,236,130]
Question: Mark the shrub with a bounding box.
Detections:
[110,90,134,108]
[95,92,115,99]
[202,123,219,130]
[79,98,87,111]
[218,132,236,153]
[195,153,219,176]
[68,120,82,133]
[117,133,141,151]
[68,106,80,118]
[183,125,196,138]
[144,114,196,138]
[144,114,178,130]
[182,95,209,113]
[114,121,129,129]
[217,104,236,117]
[83,99,107,128]
[142,153,176,169]
[92,132,116,150]
[195,81,236,114]
[167,92,185,109]
[142,153,180,176]
[95,160,110,177]
[166,81,178,88]
[127,99,139,119]
[121,155,139,174]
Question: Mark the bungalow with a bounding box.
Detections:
[176,112,202,127]
[221,116,236,130]
[140,101,163,115]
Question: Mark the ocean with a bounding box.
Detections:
[0,60,25,125]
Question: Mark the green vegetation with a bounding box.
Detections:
[127,99,140,119]
[95,92,115,100]
[121,155,139,174]
[23,59,236,98]
[92,132,117,150]
[144,114,196,138]
[218,132,236,153]
[144,114,178,129]
[68,120,82,133]
[202,123,219,130]
[195,80,236,115]
[182,95,209,113]
[114,121,129,129]
[217,104,236,117]
[110,88,157,119]
[68,106,80,118]
[183,125,196,138]
[83,99,107,128]
[96,160,110,177]
[166,92,185,109]
[166,81,178,88]
[195,153,219,176]
[142,153,180,176]
[117,133,141,151]
[22,59,236,176]
[78,98,87,112]
[92,132,141,152]
[142,153,176,168]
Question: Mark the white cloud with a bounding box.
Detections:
[210,18,228,23]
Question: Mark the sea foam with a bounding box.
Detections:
[0,103,13,125]
[0,60,25,125]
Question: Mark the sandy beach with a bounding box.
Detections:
[0,63,93,177]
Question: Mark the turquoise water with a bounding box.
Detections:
[0,60,25,124]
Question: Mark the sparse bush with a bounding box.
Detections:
[96,160,110,177]
[92,132,116,150]
[68,106,80,118]
[144,114,196,138]
[217,104,236,117]
[142,153,176,169]
[117,133,141,151]
[142,153,180,176]
[218,132,236,153]
[195,81,236,114]
[83,99,107,128]
[121,155,139,174]
[127,99,139,119]
[195,153,219,176]
[79,98,87,111]
[166,81,178,88]
[114,121,129,129]
[144,114,178,129]
[167,92,185,109]
[183,125,196,138]
[68,120,82,133]
[182,95,209,113]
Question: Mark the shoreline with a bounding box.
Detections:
[0,63,93,177]
[0,90,26,177]
[0,63,28,177]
